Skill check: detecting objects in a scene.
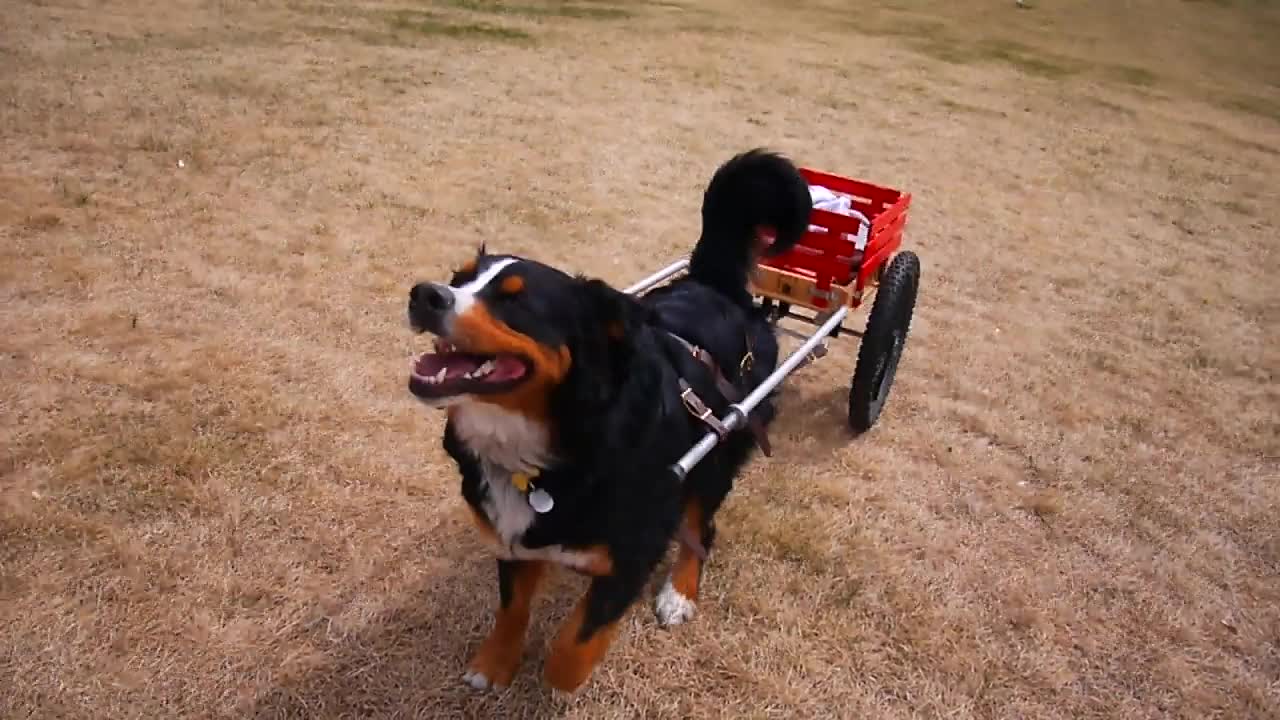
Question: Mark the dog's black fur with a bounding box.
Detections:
[406,148,811,693]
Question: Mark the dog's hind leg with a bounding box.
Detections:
[464,558,546,690]
[655,498,714,627]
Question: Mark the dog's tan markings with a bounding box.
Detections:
[576,545,614,576]
[543,593,622,694]
[466,560,546,689]
[453,303,572,420]
[670,500,705,599]
[499,274,524,295]
[458,258,478,275]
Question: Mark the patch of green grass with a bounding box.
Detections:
[1084,96,1138,116]
[679,21,723,34]
[55,177,92,207]
[846,15,1194,85]
[855,17,945,41]
[1189,120,1280,156]
[299,7,534,44]
[442,0,631,20]
[390,10,532,40]
[1106,64,1159,87]
[94,28,284,54]
[912,38,977,65]
[817,92,858,111]
[1217,199,1254,217]
[136,132,173,153]
[938,96,1002,117]
[977,40,1078,79]
[22,213,63,234]
[1221,93,1280,123]
[286,1,364,18]
[194,74,279,100]
[850,19,1078,79]
[301,22,424,47]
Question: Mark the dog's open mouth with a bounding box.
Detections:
[409,340,531,400]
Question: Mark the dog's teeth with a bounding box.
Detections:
[433,368,447,383]
[476,361,495,376]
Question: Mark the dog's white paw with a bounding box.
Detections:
[463,670,500,691]
[654,579,696,627]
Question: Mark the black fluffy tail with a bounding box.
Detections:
[688,148,812,307]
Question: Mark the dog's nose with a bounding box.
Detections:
[410,282,455,313]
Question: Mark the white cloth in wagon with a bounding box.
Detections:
[808,185,871,251]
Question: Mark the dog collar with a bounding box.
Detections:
[512,471,554,514]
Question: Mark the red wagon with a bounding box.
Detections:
[625,167,920,477]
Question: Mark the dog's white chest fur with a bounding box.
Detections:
[452,404,550,545]
[451,404,599,572]
[479,462,537,546]
[451,403,553,475]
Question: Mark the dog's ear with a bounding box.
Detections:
[553,277,660,459]
[454,244,489,277]
[563,276,646,401]
[577,277,645,346]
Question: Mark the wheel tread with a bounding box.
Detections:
[847,251,920,432]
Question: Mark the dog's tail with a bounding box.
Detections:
[687,148,812,306]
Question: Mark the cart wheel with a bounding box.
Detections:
[848,251,920,433]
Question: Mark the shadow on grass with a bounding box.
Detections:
[247,547,579,718]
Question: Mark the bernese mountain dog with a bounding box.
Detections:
[405,149,812,694]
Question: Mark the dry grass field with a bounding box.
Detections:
[2,0,1278,717]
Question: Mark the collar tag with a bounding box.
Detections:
[528,488,554,513]
[511,470,553,513]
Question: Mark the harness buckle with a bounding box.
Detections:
[680,383,728,438]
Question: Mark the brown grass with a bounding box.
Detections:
[2,0,1278,718]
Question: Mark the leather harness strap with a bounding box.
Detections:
[666,332,771,562]
[667,333,773,458]
[676,523,709,560]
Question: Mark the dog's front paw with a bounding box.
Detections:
[544,622,618,694]
[543,645,593,694]
[654,579,696,627]
[463,637,523,691]
[462,669,497,690]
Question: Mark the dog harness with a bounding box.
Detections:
[667,332,773,459]
[664,332,776,562]
[506,337,771,562]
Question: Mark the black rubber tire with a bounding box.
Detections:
[848,251,920,433]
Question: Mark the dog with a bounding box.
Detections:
[405,149,812,693]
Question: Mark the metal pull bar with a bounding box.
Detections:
[669,305,849,480]
[624,259,689,295]
[619,256,847,480]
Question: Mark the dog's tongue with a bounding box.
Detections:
[488,355,525,382]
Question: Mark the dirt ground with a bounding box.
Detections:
[2,1,1277,718]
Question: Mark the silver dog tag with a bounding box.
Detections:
[528,488,554,513]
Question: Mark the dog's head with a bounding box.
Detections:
[406,247,642,426]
